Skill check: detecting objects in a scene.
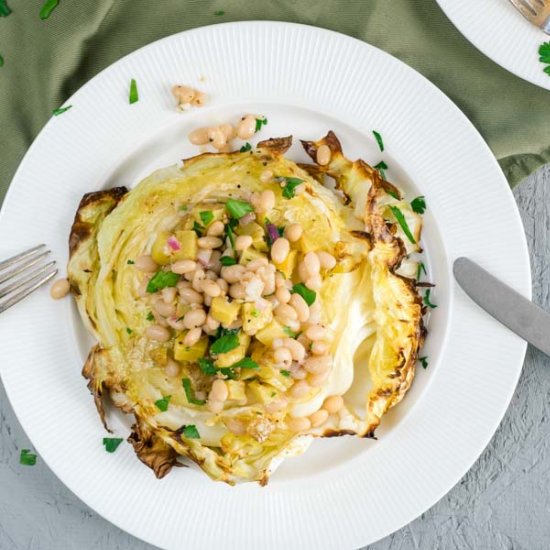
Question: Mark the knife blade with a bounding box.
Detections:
[453,257,549,357]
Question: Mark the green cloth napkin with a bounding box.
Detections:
[1,0,549,207]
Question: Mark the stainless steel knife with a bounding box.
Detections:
[453,257,550,357]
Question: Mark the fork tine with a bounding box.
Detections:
[0,244,47,272]
[0,267,58,314]
[0,261,57,299]
[510,0,536,18]
[0,250,51,286]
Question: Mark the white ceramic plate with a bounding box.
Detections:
[437,0,550,90]
[0,22,530,550]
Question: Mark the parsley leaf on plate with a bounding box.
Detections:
[240,142,252,152]
[255,117,268,132]
[373,130,384,152]
[20,449,37,466]
[146,311,154,321]
[416,261,427,281]
[411,196,426,214]
[103,438,123,453]
[129,78,139,104]
[389,206,416,244]
[291,283,316,306]
[181,425,200,439]
[419,356,429,369]
[423,289,437,309]
[52,105,72,116]
[155,395,172,412]
[0,0,11,17]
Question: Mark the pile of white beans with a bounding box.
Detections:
[172,85,207,111]
[188,114,265,153]
[133,192,343,433]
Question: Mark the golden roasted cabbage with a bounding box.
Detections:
[68,132,426,485]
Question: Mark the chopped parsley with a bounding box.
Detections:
[214,10,225,15]
[411,196,426,214]
[129,78,139,104]
[374,160,388,180]
[230,357,259,370]
[210,331,240,355]
[416,261,427,281]
[103,438,123,453]
[539,42,550,75]
[127,259,135,264]
[283,326,297,338]
[373,130,384,152]
[0,0,12,17]
[389,206,416,244]
[255,117,268,132]
[279,177,304,199]
[225,220,237,249]
[226,198,254,219]
[146,271,180,293]
[39,0,58,20]
[179,204,188,212]
[419,356,429,369]
[250,308,260,318]
[181,425,200,439]
[220,255,237,266]
[240,142,252,152]
[291,283,316,306]
[280,369,290,377]
[385,188,400,200]
[193,220,205,236]
[198,357,218,376]
[146,311,155,321]
[52,105,72,116]
[423,289,437,309]
[182,378,206,405]
[19,449,37,466]
[125,327,133,335]
[199,210,214,226]
[0,55,4,68]
[155,395,171,412]
[219,367,238,379]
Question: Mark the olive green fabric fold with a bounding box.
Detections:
[1,0,549,206]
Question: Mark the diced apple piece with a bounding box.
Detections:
[273,249,297,279]
[255,319,288,346]
[173,334,208,361]
[210,297,241,325]
[214,333,250,368]
[241,302,272,335]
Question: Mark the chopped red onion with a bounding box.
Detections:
[239,212,256,226]
[167,236,181,251]
[266,223,280,244]
[197,248,212,267]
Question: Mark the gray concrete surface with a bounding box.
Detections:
[1,166,549,550]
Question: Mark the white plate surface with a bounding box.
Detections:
[0,22,530,550]
[438,0,550,90]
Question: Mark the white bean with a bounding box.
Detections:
[284,223,303,242]
[216,278,228,293]
[323,395,344,414]
[207,221,225,237]
[264,397,288,413]
[164,359,180,377]
[282,338,306,362]
[179,286,203,304]
[146,325,171,342]
[135,255,158,272]
[220,264,246,283]
[236,115,256,140]
[305,324,327,341]
[191,91,207,106]
[309,369,331,387]
[298,260,309,282]
[183,308,207,329]
[311,341,328,356]
[289,380,310,398]
[173,85,195,104]
[210,379,229,402]
[208,399,224,413]
[271,237,290,264]
[192,269,206,292]
[205,314,220,331]
[287,416,311,432]
[183,327,202,347]
[207,127,227,150]
[276,286,291,304]
[247,258,269,271]
[316,144,332,166]
[310,408,329,427]
[304,355,332,375]
[154,300,176,318]
[50,278,70,299]
[219,123,235,140]
[317,251,337,270]
[229,283,246,300]
[289,293,310,323]
[259,190,275,212]
[291,367,307,380]
[235,235,253,251]
[226,418,247,435]
[260,170,273,183]
[274,303,298,323]
[162,287,177,303]
[306,274,323,291]
[198,236,223,249]
[188,127,210,145]
[275,272,286,288]
[274,347,292,367]
[304,252,321,277]
[201,279,221,297]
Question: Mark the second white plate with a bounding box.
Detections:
[0,22,530,550]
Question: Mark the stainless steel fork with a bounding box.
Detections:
[509,0,550,33]
[0,245,58,314]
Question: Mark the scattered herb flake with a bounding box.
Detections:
[0,55,4,68]
[19,449,37,466]
[182,378,206,405]
[385,188,400,199]
[226,198,254,219]
[225,222,236,249]
[416,261,427,281]
[179,204,188,211]
[389,206,416,244]
[146,271,180,293]
[214,10,225,16]
[374,160,388,180]
[255,117,268,132]
[280,177,304,199]
[539,42,550,75]
[181,425,200,439]
[126,327,132,335]
[193,220,205,236]
[219,367,237,379]
[146,311,154,321]
[250,308,259,318]
[155,395,171,412]
[220,255,237,266]
[419,356,429,369]
[198,357,218,376]
[0,0,11,17]
[231,357,259,370]
[240,142,252,153]
[283,326,297,338]
[199,210,214,226]
[103,438,123,453]
[280,369,290,377]
[129,78,139,104]
[40,0,59,19]
[291,283,316,306]
[423,289,437,309]
[127,259,135,264]
[411,196,426,214]
[52,105,72,116]
[373,130,384,152]
[210,332,240,355]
